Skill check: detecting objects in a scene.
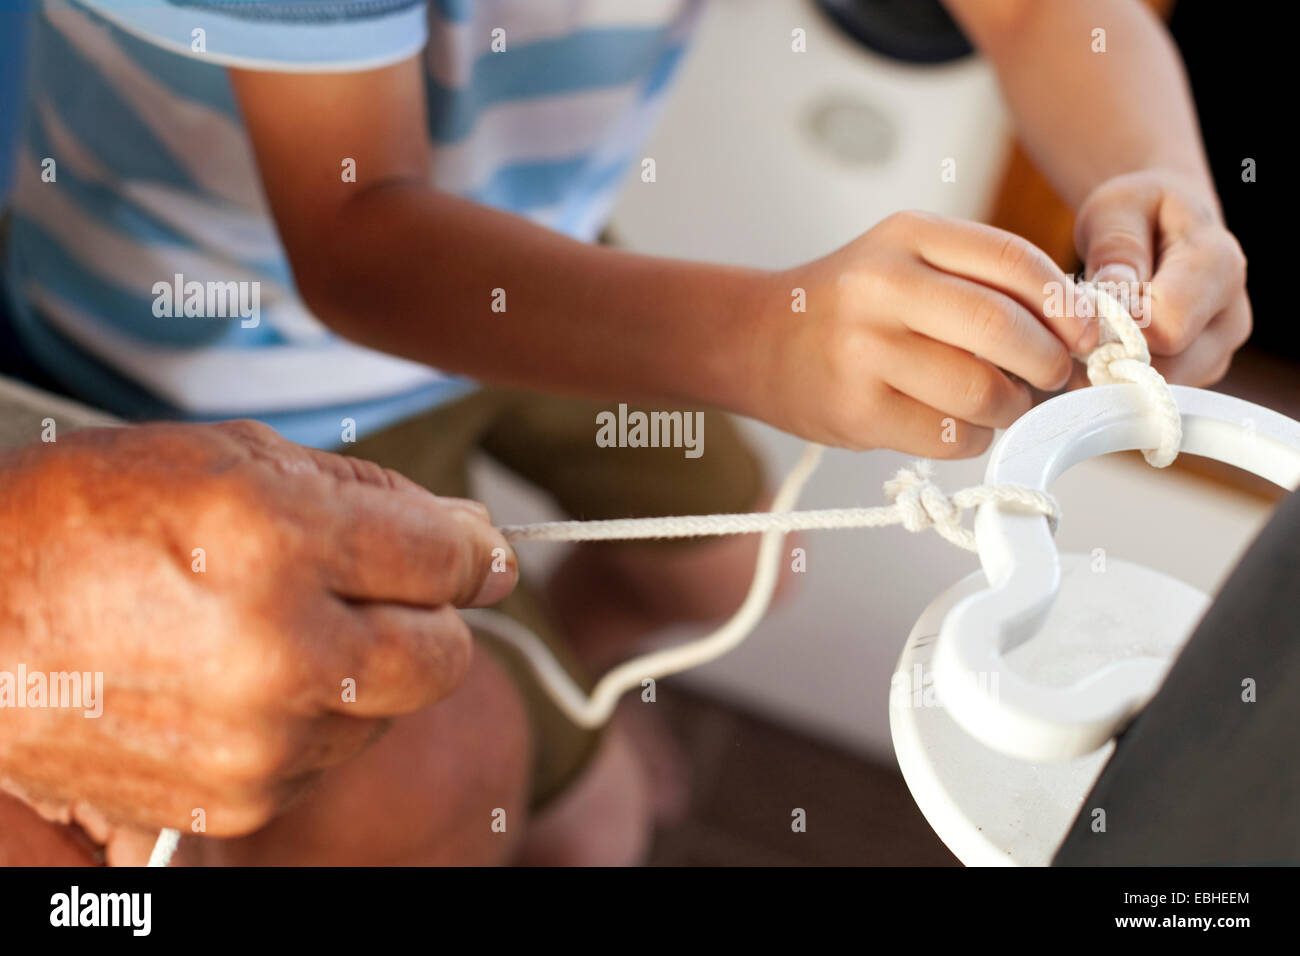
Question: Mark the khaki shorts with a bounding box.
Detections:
[346,387,764,807]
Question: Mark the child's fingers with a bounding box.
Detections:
[1146,230,1248,356]
[895,270,1072,392]
[872,386,994,460]
[877,332,1033,430]
[1075,182,1158,285]
[1151,298,1252,386]
[901,213,1091,352]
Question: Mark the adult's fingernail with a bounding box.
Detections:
[471,540,517,606]
[440,497,491,523]
[440,502,516,606]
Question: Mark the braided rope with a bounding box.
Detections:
[501,459,1058,551]
[1081,283,1182,467]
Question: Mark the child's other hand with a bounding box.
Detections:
[752,211,1093,456]
[1074,170,1251,387]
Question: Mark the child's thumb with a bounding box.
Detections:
[1078,201,1154,286]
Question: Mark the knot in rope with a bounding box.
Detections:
[1079,282,1181,467]
[883,461,963,539]
[883,460,1059,552]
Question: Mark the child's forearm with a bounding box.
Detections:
[948,0,1218,211]
[302,182,773,412]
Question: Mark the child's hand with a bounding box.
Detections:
[751,211,1094,457]
[1074,170,1251,386]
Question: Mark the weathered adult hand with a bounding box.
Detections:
[0,420,516,852]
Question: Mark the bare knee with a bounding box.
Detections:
[402,645,533,864]
[514,726,652,867]
[199,646,532,866]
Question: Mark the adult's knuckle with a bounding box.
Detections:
[358,619,421,686]
[199,466,284,537]
[213,418,280,443]
[427,531,477,602]
[214,621,321,711]
[338,453,403,489]
[200,725,298,788]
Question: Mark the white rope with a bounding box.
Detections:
[146,280,1177,868]
[477,450,1058,736]
[474,441,831,730]
[147,827,180,868]
[1081,283,1182,467]
[500,460,1059,551]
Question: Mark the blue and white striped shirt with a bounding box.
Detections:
[4,0,700,446]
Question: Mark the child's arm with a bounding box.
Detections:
[945,0,1250,385]
[232,60,1092,457]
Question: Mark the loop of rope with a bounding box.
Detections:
[1079,282,1181,467]
[147,280,1175,867]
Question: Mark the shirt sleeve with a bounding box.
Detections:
[69,0,428,72]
